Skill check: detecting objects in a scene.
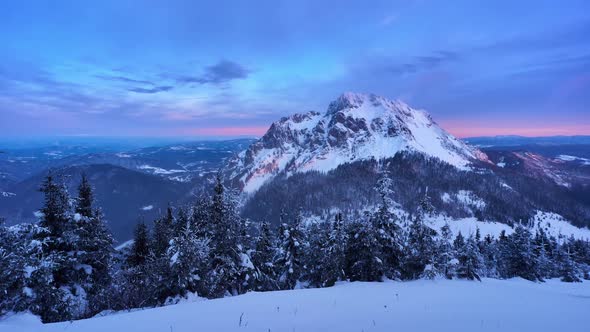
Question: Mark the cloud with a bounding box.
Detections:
[128,86,174,94]
[175,60,250,85]
[365,51,459,76]
[95,74,155,86]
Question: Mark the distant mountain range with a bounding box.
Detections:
[0,140,253,240]
[464,135,590,147]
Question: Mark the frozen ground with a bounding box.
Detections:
[3,278,589,332]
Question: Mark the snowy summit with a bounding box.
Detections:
[227,92,488,193]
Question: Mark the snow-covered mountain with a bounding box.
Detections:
[227,92,488,193]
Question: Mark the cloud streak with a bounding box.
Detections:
[95,74,155,86]
[175,60,251,85]
[128,86,174,94]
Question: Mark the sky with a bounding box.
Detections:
[0,0,589,138]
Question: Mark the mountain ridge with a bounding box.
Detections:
[227,92,489,193]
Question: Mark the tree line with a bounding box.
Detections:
[1,171,589,323]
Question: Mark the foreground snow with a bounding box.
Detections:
[3,278,589,332]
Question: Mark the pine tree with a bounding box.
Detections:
[251,220,278,291]
[206,172,245,297]
[30,174,76,322]
[152,205,174,259]
[0,219,28,315]
[435,222,457,279]
[556,241,581,283]
[506,224,539,281]
[119,221,156,309]
[454,231,465,250]
[344,219,382,282]
[456,234,483,281]
[480,234,499,278]
[495,230,511,278]
[402,193,437,280]
[127,222,151,267]
[71,174,114,316]
[167,209,210,300]
[372,171,403,279]
[75,173,93,218]
[304,221,329,287]
[275,212,306,290]
[533,228,553,280]
[149,206,176,302]
[322,213,347,286]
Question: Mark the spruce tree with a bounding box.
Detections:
[372,171,403,279]
[480,234,499,278]
[344,219,382,282]
[557,242,581,283]
[152,205,174,259]
[72,174,114,316]
[167,209,210,299]
[75,173,93,218]
[456,234,483,281]
[436,222,457,279]
[275,212,306,290]
[207,172,245,297]
[402,193,437,280]
[0,219,28,315]
[31,173,75,322]
[251,220,278,291]
[507,224,539,281]
[322,213,347,286]
[120,221,156,309]
[128,222,151,267]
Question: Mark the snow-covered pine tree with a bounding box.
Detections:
[0,219,28,315]
[322,213,347,286]
[480,234,499,278]
[344,216,382,282]
[119,221,157,308]
[304,220,329,287]
[495,230,511,278]
[127,222,151,267]
[152,205,174,259]
[150,205,176,302]
[275,211,306,290]
[167,208,210,300]
[372,171,403,279]
[533,227,553,280]
[435,222,457,279]
[71,174,114,317]
[456,234,483,281]
[454,231,465,250]
[207,172,246,297]
[506,224,539,281]
[251,220,278,291]
[402,191,438,280]
[30,173,76,322]
[556,239,581,283]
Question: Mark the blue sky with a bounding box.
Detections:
[1,0,589,137]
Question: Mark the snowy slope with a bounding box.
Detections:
[426,212,590,241]
[4,279,589,332]
[227,92,488,193]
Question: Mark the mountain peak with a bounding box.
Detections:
[227,93,488,193]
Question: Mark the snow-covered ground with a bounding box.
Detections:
[3,279,589,332]
[424,210,590,241]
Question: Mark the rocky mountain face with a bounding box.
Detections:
[227,92,489,193]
